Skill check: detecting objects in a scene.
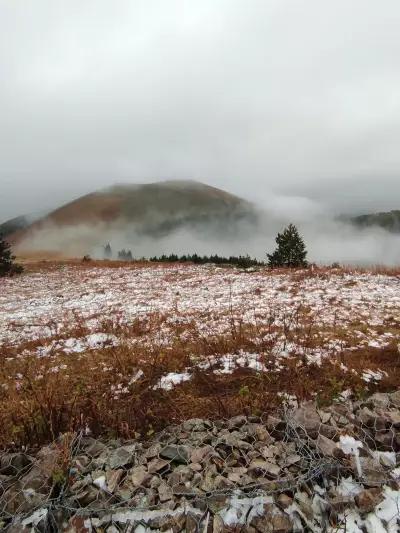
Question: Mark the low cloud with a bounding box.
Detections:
[16,203,400,266]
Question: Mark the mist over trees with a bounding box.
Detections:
[103,243,112,259]
[118,249,133,261]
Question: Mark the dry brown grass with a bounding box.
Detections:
[1,308,398,450]
[1,261,399,449]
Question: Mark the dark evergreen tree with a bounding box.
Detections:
[0,235,23,277]
[118,249,133,261]
[267,224,308,268]
[103,243,112,259]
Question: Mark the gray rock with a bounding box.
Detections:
[355,487,383,513]
[328,493,354,512]
[200,465,218,492]
[0,453,32,476]
[147,457,170,474]
[160,444,191,464]
[213,514,225,533]
[369,392,390,409]
[294,491,314,520]
[148,513,186,531]
[108,445,136,469]
[130,465,151,487]
[213,474,234,490]
[207,494,229,513]
[70,455,91,474]
[115,479,134,501]
[158,480,173,502]
[2,483,47,515]
[143,442,162,460]
[19,447,61,494]
[242,423,273,443]
[316,434,338,458]
[285,454,301,466]
[374,429,396,451]
[217,432,252,450]
[190,445,214,464]
[319,423,338,440]
[227,415,247,429]
[318,410,332,424]
[248,459,281,478]
[168,465,194,486]
[182,418,212,432]
[259,445,278,459]
[266,415,286,436]
[73,485,100,506]
[383,409,400,428]
[189,462,203,472]
[358,407,387,430]
[82,437,106,457]
[389,390,400,408]
[186,513,200,533]
[292,403,321,438]
[250,505,293,532]
[105,468,124,493]
[358,457,387,485]
[276,493,293,509]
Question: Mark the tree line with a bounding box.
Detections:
[102,224,308,269]
[0,224,308,277]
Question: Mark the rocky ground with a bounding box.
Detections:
[1,390,400,532]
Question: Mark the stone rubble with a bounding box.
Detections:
[1,390,400,532]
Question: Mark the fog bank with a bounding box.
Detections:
[16,209,400,267]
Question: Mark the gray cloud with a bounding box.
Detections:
[1,0,400,220]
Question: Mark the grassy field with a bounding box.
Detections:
[1,260,399,448]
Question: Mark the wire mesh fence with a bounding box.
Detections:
[1,390,400,532]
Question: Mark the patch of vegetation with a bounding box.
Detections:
[149,253,264,268]
[0,235,23,277]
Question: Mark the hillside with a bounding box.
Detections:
[349,209,400,232]
[0,215,31,237]
[6,180,258,255]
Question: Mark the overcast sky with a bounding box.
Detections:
[1,0,400,221]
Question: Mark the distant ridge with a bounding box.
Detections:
[349,209,400,233]
[0,215,30,237]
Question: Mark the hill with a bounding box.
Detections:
[6,180,258,255]
[349,209,400,232]
[0,215,31,237]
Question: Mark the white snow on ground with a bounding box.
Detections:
[153,351,269,390]
[1,265,399,352]
[1,265,399,394]
[35,333,119,356]
[362,368,388,383]
[154,371,192,391]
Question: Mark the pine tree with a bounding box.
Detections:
[103,243,112,259]
[118,249,133,261]
[267,224,308,268]
[0,235,23,277]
